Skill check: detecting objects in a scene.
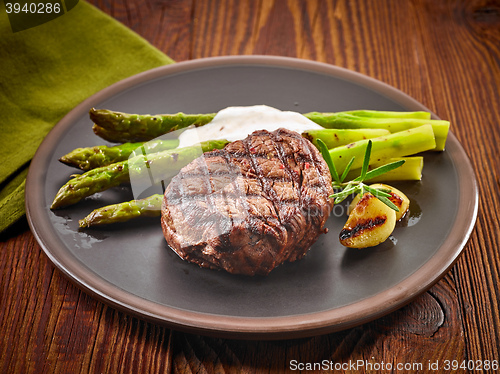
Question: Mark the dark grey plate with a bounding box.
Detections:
[26,56,478,339]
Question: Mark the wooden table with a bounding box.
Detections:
[2,0,499,372]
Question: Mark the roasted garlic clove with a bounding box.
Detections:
[340,193,397,248]
[348,183,410,221]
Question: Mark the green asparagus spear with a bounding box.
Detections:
[69,126,394,171]
[89,109,449,150]
[341,110,431,119]
[302,128,390,149]
[79,194,163,227]
[345,157,423,182]
[70,128,388,171]
[51,161,131,210]
[51,139,229,209]
[90,108,216,143]
[59,139,179,171]
[329,124,436,172]
[306,112,449,151]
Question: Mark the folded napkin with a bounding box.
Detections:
[0,1,174,234]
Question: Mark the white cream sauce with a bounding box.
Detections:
[177,105,323,148]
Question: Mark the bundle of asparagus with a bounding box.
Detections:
[51,108,449,227]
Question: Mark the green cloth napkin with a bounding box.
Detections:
[0,1,174,234]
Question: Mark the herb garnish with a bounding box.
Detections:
[317,139,405,211]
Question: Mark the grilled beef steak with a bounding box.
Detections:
[161,128,334,276]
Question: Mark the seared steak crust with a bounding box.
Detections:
[161,128,334,276]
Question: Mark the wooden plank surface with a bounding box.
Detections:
[1,0,499,372]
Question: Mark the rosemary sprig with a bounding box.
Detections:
[317,139,405,211]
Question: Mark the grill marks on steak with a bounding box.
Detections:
[161,128,334,276]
